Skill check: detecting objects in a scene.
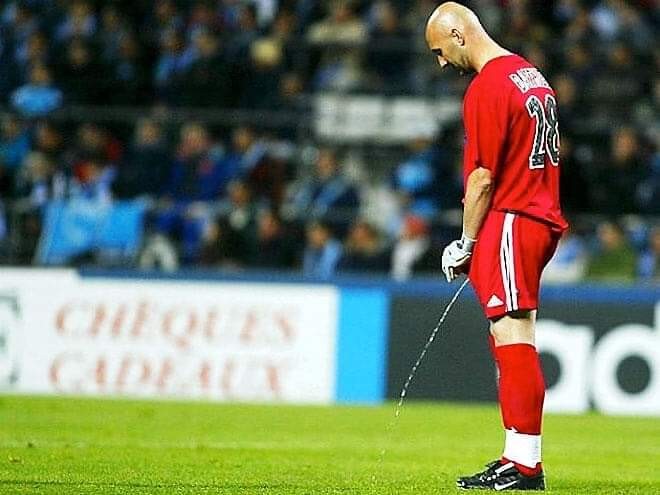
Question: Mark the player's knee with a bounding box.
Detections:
[490,310,536,346]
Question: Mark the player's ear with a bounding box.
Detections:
[451,28,465,46]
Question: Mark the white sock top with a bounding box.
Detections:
[502,428,542,468]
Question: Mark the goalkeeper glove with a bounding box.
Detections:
[441,234,476,283]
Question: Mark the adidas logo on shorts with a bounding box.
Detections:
[487,295,504,308]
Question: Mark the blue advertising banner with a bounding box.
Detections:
[336,288,389,403]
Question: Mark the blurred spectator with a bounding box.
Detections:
[143,0,184,48]
[153,29,193,103]
[239,39,284,109]
[552,73,580,135]
[68,156,114,203]
[500,5,538,49]
[588,43,643,115]
[294,0,324,31]
[163,122,225,202]
[20,32,50,81]
[226,3,260,65]
[110,33,148,105]
[98,5,129,63]
[522,43,549,75]
[302,220,342,279]
[0,39,17,101]
[15,151,65,208]
[0,114,29,197]
[225,126,285,207]
[287,148,360,234]
[179,30,230,107]
[202,179,258,267]
[0,114,30,175]
[561,43,594,87]
[156,122,227,263]
[10,63,62,117]
[590,127,647,214]
[365,1,410,92]
[390,214,440,280]
[391,137,445,219]
[11,150,63,260]
[618,1,653,51]
[3,3,39,69]
[274,72,307,125]
[553,0,581,29]
[55,1,97,43]
[638,227,660,280]
[586,221,637,282]
[590,0,625,41]
[558,137,590,213]
[114,119,169,199]
[562,5,594,44]
[250,209,297,269]
[186,1,220,44]
[67,123,123,174]
[307,1,367,90]
[33,121,64,164]
[219,179,258,263]
[138,232,179,272]
[56,39,109,104]
[638,151,660,215]
[269,9,301,73]
[337,220,389,273]
[542,228,588,283]
[308,1,366,46]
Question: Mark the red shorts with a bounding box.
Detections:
[469,210,561,319]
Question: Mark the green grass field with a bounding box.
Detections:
[0,396,659,494]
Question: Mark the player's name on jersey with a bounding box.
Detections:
[509,68,551,94]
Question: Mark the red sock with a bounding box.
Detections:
[502,457,542,477]
[494,343,545,475]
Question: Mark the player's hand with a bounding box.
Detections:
[441,235,476,283]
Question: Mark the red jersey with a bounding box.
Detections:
[463,54,568,231]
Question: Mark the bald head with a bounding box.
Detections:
[426,2,482,38]
[425,2,507,73]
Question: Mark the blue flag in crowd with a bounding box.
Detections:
[37,200,146,265]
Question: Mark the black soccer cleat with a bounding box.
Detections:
[456,460,545,491]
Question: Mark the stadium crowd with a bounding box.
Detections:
[0,0,658,281]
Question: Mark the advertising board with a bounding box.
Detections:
[388,290,660,415]
[0,271,339,404]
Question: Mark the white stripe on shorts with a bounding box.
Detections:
[500,213,518,312]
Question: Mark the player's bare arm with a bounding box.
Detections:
[441,167,493,282]
[462,167,492,242]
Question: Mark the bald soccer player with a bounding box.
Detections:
[426,2,568,491]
